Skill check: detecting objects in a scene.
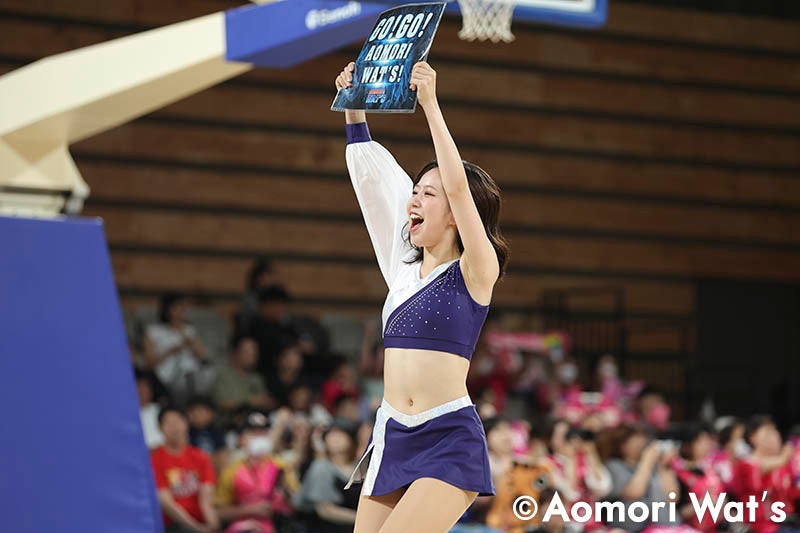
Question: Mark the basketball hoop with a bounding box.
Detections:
[456,0,516,43]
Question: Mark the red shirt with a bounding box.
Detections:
[320,379,359,412]
[151,445,216,526]
[733,457,797,533]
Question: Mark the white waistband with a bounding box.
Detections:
[380,394,473,427]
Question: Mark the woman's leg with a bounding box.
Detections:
[353,484,407,533]
[378,477,478,533]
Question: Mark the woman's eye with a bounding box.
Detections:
[425,192,433,196]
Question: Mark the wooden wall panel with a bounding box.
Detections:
[83,162,800,247]
[74,123,800,210]
[85,206,800,282]
[108,250,695,315]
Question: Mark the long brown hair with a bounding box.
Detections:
[403,160,509,280]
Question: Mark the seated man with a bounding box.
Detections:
[151,405,219,533]
[213,337,276,417]
[215,411,295,533]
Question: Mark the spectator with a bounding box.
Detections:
[484,416,516,490]
[539,358,583,420]
[236,256,278,334]
[186,397,228,472]
[151,405,219,533]
[286,383,333,432]
[287,383,313,414]
[331,392,361,434]
[131,342,171,403]
[635,387,672,433]
[215,411,294,533]
[271,410,313,487]
[235,285,298,377]
[733,416,798,533]
[213,337,275,416]
[145,293,213,405]
[710,417,747,493]
[320,359,360,414]
[599,424,680,533]
[671,423,726,533]
[137,370,164,449]
[543,420,611,504]
[292,424,360,533]
[264,342,306,408]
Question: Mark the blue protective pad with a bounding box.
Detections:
[330,0,607,29]
[0,216,162,533]
[226,0,389,68]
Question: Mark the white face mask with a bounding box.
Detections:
[246,436,273,457]
[733,439,751,458]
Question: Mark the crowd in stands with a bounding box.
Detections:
[129,257,800,533]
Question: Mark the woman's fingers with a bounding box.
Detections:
[335,63,355,90]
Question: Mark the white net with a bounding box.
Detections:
[457,0,517,43]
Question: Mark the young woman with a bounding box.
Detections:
[334,60,509,532]
[144,293,211,405]
[671,423,726,533]
[598,424,680,533]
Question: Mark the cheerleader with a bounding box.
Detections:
[334,60,509,532]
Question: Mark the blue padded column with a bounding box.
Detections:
[0,216,161,533]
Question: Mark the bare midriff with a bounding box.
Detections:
[382,347,470,415]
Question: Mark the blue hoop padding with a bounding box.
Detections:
[225,0,606,69]
[0,216,162,533]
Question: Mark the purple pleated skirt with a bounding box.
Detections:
[343,394,496,497]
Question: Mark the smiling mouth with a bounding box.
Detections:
[410,214,424,232]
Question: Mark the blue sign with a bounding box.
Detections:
[331,2,446,113]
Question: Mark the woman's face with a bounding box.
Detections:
[407,168,456,249]
[691,431,715,461]
[622,432,647,462]
[751,423,782,455]
[487,421,514,455]
[169,300,187,324]
[325,428,354,456]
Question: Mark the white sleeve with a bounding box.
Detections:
[345,122,413,288]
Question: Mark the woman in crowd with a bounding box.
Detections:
[543,419,612,504]
[733,416,798,533]
[144,293,212,405]
[293,424,361,533]
[671,423,726,532]
[598,424,680,533]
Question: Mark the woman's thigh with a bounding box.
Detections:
[353,484,407,533]
[378,477,478,533]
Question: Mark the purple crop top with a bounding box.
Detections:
[345,122,490,361]
[382,260,489,360]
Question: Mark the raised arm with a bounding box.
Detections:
[336,63,413,287]
[411,62,499,302]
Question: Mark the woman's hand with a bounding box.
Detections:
[335,61,355,90]
[336,61,366,124]
[410,61,438,110]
